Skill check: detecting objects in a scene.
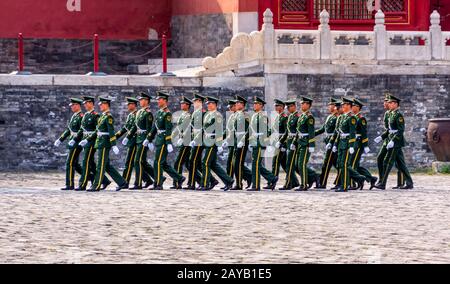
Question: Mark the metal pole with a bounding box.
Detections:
[94,34,99,73]
[162,34,168,73]
[18,33,24,72]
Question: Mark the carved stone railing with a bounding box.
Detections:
[201,9,450,75]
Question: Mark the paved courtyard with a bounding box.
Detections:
[0,171,449,264]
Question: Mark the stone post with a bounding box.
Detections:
[374,10,387,60]
[262,8,275,60]
[430,10,443,60]
[319,10,331,60]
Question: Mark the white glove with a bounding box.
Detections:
[349,147,355,154]
[387,140,394,149]
[374,136,382,144]
[309,147,315,153]
[176,138,183,147]
[266,146,275,154]
[122,137,129,146]
[326,143,332,150]
[54,139,61,147]
[280,147,287,152]
[221,141,228,148]
[68,139,76,147]
[290,144,296,151]
[189,140,196,147]
[332,146,337,153]
[275,142,281,149]
[148,143,155,152]
[248,144,253,150]
[167,144,173,153]
[143,139,149,147]
[79,139,88,147]
[112,146,120,155]
[217,146,224,154]
[364,147,370,154]
[237,141,244,149]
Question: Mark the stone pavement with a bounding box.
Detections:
[0,172,449,264]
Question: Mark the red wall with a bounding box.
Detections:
[0,0,171,40]
[172,0,258,15]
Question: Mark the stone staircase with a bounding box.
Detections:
[137,58,203,74]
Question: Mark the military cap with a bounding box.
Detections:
[126,97,139,104]
[384,92,391,101]
[180,96,193,105]
[353,98,365,107]
[285,100,297,107]
[69,98,83,106]
[235,95,248,104]
[98,96,112,105]
[328,98,339,105]
[156,90,170,100]
[274,99,285,106]
[341,97,353,105]
[387,94,401,103]
[137,91,151,100]
[335,100,342,107]
[253,96,266,105]
[227,100,237,108]
[192,93,206,102]
[300,96,313,104]
[82,96,95,104]
[205,96,219,104]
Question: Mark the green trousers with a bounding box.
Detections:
[272,148,287,177]
[65,146,83,187]
[337,147,365,190]
[226,146,235,177]
[188,146,218,187]
[377,143,404,186]
[201,146,233,187]
[134,144,155,187]
[233,145,252,189]
[284,148,300,188]
[319,148,337,187]
[78,144,111,188]
[297,147,318,187]
[251,146,276,189]
[123,144,150,186]
[92,147,126,190]
[174,145,190,176]
[350,143,374,185]
[154,144,182,187]
[379,147,413,187]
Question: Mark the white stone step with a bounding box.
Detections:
[147,58,203,65]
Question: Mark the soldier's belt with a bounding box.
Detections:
[137,130,147,134]
[205,133,216,138]
[326,133,334,137]
[236,131,246,135]
[355,134,362,138]
[389,129,398,134]
[298,132,309,137]
[83,131,95,135]
[70,131,77,136]
[340,133,350,138]
[157,130,166,134]
[97,132,109,137]
[255,133,265,136]
[288,133,297,137]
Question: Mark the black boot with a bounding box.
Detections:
[74,187,86,191]
[61,186,74,191]
[369,177,378,190]
[116,183,129,191]
[129,185,143,190]
[100,180,111,190]
[400,184,414,190]
[268,176,279,190]
[176,176,186,189]
[247,187,260,192]
[143,180,153,189]
[223,180,234,191]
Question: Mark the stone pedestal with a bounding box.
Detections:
[431,161,450,173]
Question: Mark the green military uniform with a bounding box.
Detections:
[172,97,192,188]
[87,97,127,191]
[330,113,344,188]
[315,99,339,188]
[248,97,277,191]
[148,91,183,189]
[223,101,238,177]
[199,97,233,190]
[281,101,301,190]
[271,99,288,178]
[294,97,319,190]
[57,98,83,190]
[377,95,413,189]
[232,96,253,190]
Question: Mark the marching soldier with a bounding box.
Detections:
[185,93,218,190]
[374,95,414,190]
[270,99,288,183]
[171,96,192,189]
[315,98,339,189]
[348,98,378,190]
[81,97,128,192]
[374,93,405,189]
[72,96,110,191]
[293,97,319,191]
[329,101,345,190]
[333,97,365,192]
[115,96,151,190]
[248,97,278,191]
[221,100,238,181]
[230,95,253,191]
[147,91,185,190]
[279,100,301,190]
[198,97,234,191]
[54,98,84,191]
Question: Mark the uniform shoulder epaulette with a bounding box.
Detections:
[146,108,151,113]
[79,113,84,117]
[282,113,288,117]
[295,113,300,117]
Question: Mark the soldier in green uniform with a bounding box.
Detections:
[72,96,110,191]
[248,97,278,191]
[198,96,234,191]
[230,95,253,191]
[270,99,288,183]
[279,100,301,190]
[185,93,218,190]
[54,98,84,190]
[293,97,319,191]
[315,98,339,189]
[374,93,405,189]
[348,98,378,190]
[329,101,345,190]
[334,98,365,192]
[374,95,414,190]
[221,100,238,181]
[82,97,128,192]
[171,96,192,189]
[147,91,185,190]
[115,96,151,190]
